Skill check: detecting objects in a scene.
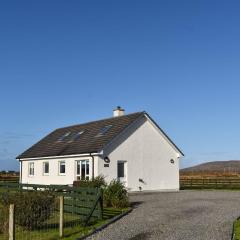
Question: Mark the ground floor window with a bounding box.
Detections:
[76,160,90,180]
[117,161,125,178]
[59,161,66,175]
[28,162,34,176]
[117,161,127,186]
[43,162,49,175]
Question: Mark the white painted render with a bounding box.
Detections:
[99,116,181,191]
[20,155,98,185]
[19,114,183,191]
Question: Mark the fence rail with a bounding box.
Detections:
[180,177,240,189]
[0,183,103,240]
[0,176,19,183]
[0,183,103,224]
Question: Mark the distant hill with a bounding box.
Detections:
[180,160,240,177]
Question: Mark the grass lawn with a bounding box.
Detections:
[0,184,130,239]
[233,218,240,240]
[0,206,129,240]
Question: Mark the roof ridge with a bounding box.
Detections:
[56,111,145,131]
[17,111,146,159]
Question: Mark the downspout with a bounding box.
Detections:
[90,153,94,180]
[19,159,22,184]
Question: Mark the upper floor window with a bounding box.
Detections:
[58,132,71,142]
[69,131,85,142]
[96,125,112,137]
[43,162,49,175]
[28,162,34,176]
[59,161,66,175]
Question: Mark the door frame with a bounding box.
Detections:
[117,160,128,187]
[75,159,91,181]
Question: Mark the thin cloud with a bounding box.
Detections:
[0,148,9,158]
[198,151,229,157]
[0,131,35,146]
[0,131,34,140]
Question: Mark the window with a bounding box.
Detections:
[43,162,49,175]
[96,125,112,137]
[59,161,66,175]
[76,160,90,180]
[58,132,71,142]
[29,162,34,176]
[69,131,84,142]
[117,162,125,178]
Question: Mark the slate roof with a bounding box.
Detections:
[17,112,144,159]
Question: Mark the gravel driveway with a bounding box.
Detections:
[86,190,240,240]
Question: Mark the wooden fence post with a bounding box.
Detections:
[9,204,15,240]
[98,189,103,220]
[59,196,64,238]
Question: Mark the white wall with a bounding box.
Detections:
[98,116,181,191]
[20,116,182,191]
[21,155,97,185]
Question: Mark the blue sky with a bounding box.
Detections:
[0,1,240,170]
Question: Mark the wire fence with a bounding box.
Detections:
[0,202,9,240]
[0,183,103,240]
[0,176,19,183]
[180,177,240,189]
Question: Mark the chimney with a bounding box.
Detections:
[113,106,125,117]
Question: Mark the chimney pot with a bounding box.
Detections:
[113,106,125,117]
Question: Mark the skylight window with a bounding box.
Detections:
[69,131,85,142]
[58,132,71,141]
[96,125,112,137]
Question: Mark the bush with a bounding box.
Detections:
[0,191,55,230]
[104,180,129,208]
[73,175,107,188]
[0,205,8,234]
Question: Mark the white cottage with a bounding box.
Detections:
[17,107,184,191]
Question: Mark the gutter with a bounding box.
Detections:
[90,153,95,179]
[18,159,22,183]
[18,152,99,161]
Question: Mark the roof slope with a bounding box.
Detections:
[17,112,144,159]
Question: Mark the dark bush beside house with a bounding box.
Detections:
[0,191,56,230]
[104,180,129,208]
[73,176,129,209]
[0,206,8,234]
[73,175,107,188]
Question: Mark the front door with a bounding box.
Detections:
[117,161,127,186]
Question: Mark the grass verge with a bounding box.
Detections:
[232,218,240,240]
[0,207,130,240]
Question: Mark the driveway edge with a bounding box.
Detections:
[231,217,239,240]
[77,208,133,240]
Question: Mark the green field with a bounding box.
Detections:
[233,218,240,240]
[0,206,128,240]
[0,183,129,240]
[180,178,240,190]
[0,176,19,183]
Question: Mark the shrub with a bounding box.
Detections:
[104,180,129,208]
[73,175,107,188]
[0,205,8,234]
[0,191,55,230]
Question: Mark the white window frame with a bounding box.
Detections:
[117,161,127,186]
[58,161,66,176]
[28,162,34,177]
[76,160,90,180]
[43,161,49,176]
